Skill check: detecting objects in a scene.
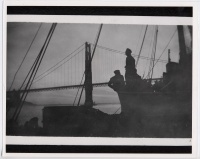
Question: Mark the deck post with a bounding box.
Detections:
[84,42,93,108]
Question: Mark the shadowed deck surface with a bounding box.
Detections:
[7,93,192,138]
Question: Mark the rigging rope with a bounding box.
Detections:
[14,23,57,121]
[135,25,148,67]
[19,24,56,91]
[133,26,144,55]
[150,25,158,80]
[12,23,55,120]
[18,26,175,92]
[9,23,42,91]
[73,25,103,106]
[113,105,121,115]
[12,23,57,121]
[145,28,177,79]
[76,24,103,107]
[146,26,157,79]
[142,26,155,78]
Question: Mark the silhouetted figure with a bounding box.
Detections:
[108,70,125,92]
[24,117,39,130]
[7,89,20,113]
[125,48,137,87]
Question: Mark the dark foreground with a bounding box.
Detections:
[6,93,192,138]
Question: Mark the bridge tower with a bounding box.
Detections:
[84,42,93,108]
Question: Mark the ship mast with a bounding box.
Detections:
[177,26,187,65]
[150,25,158,81]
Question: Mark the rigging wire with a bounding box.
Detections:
[135,25,148,67]
[19,24,56,91]
[12,23,57,121]
[113,105,121,115]
[20,43,84,89]
[19,52,41,90]
[18,33,172,91]
[146,26,157,79]
[29,40,168,90]
[73,24,104,106]
[13,23,56,121]
[72,65,84,106]
[133,26,144,55]
[12,23,56,120]
[145,28,177,79]
[142,26,155,78]
[150,25,159,80]
[15,24,57,121]
[33,43,85,81]
[16,27,176,94]
[9,23,42,91]
[76,24,103,107]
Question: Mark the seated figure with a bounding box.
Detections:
[108,70,125,92]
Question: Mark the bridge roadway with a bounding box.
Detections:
[7,78,163,93]
[15,82,109,93]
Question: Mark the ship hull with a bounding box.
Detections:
[117,91,192,138]
[41,91,192,138]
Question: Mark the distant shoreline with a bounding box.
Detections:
[42,103,120,107]
[24,101,38,106]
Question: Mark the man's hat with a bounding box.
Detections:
[125,48,132,55]
[114,70,120,74]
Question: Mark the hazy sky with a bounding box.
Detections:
[7,22,191,105]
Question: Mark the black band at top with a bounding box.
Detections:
[7,6,192,17]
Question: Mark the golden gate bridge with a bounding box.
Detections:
[7,43,166,93]
[7,23,174,121]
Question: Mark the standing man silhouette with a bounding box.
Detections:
[125,48,137,87]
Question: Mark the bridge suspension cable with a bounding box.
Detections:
[23,38,171,91]
[19,27,176,92]
[73,24,104,106]
[33,43,85,81]
[91,44,168,63]
[29,39,168,89]
[31,46,85,84]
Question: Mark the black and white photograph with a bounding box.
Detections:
[6,22,192,138]
[2,4,199,156]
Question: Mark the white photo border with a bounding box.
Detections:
[2,1,199,158]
